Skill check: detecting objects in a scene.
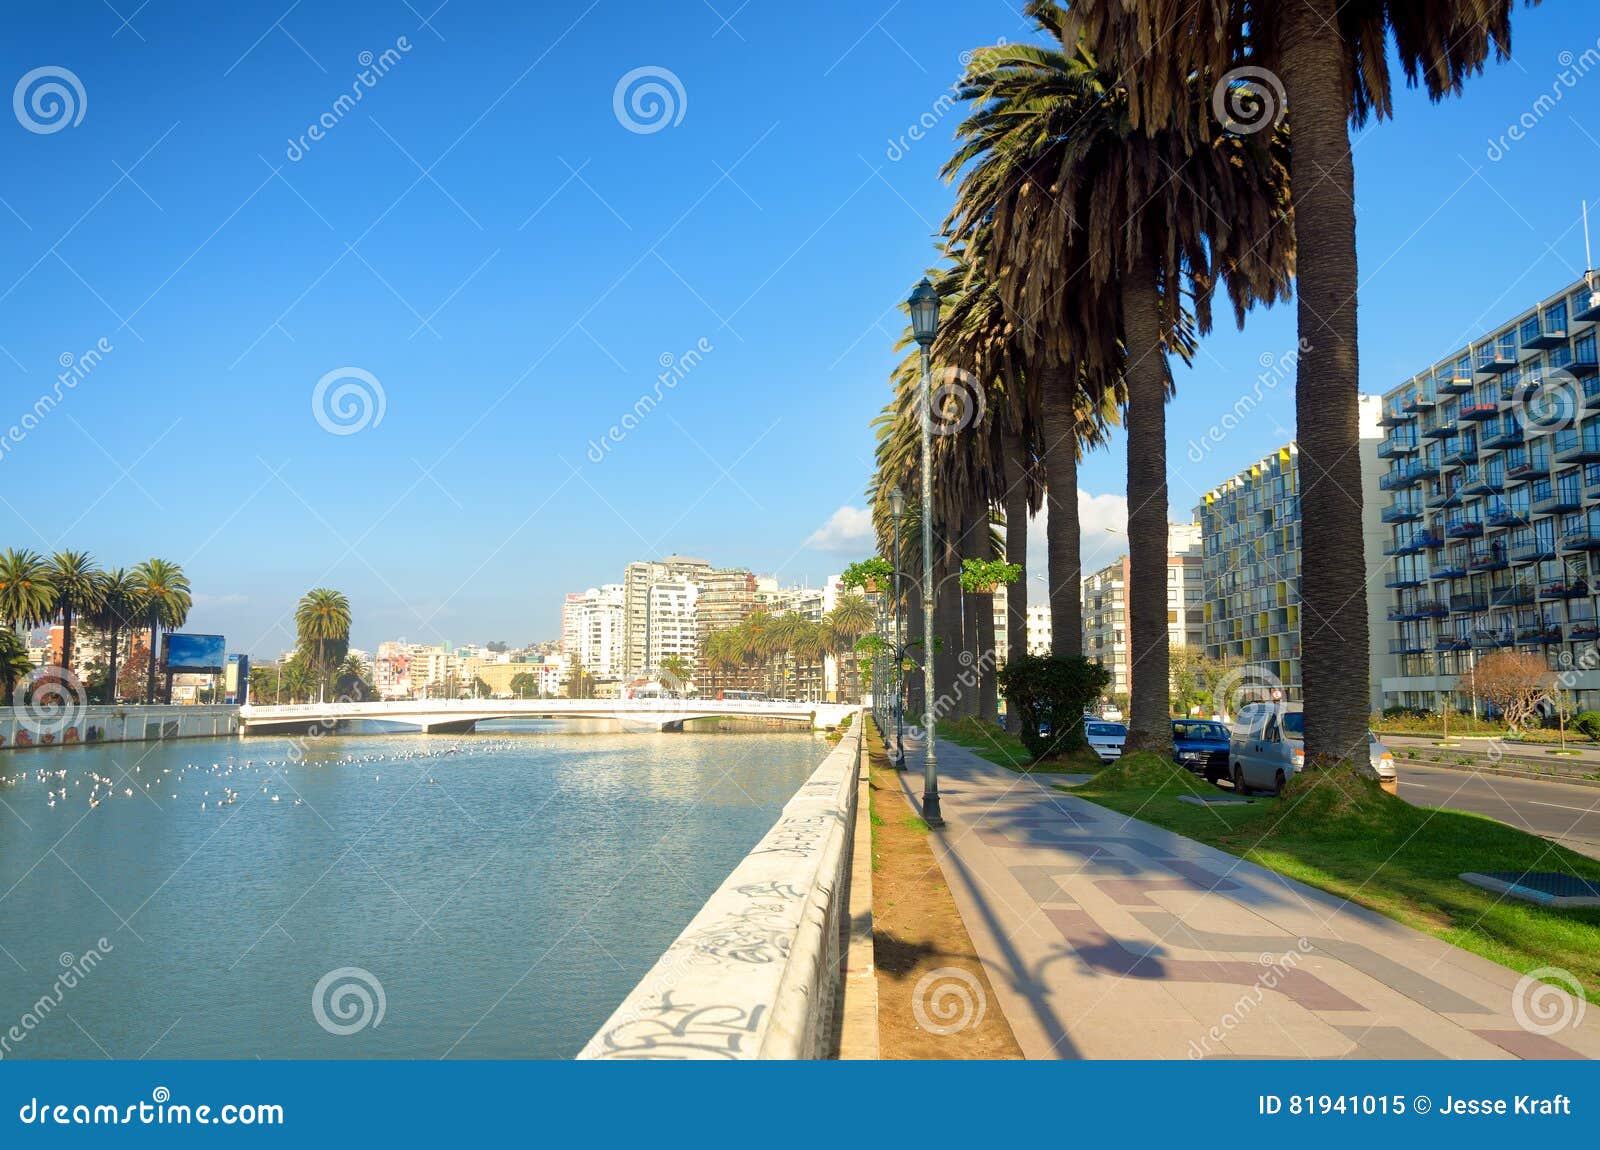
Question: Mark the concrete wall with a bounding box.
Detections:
[578,716,863,1059]
[0,704,238,750]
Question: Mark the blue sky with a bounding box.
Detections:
[1,2,1597,657]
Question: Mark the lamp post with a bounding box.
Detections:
[889,483,907,766]
[907,277,944,827]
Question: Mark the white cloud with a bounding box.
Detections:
[805,505,875,554]
[1024,489,1130,593]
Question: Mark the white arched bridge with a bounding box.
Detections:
[238,698,859,735]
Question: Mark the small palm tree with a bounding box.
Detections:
[88,567,142,703]
[0,630,33,699]
[46,549,103,680]
[131,558,192,703]
[0,548,56,635]
[295,588,352,700]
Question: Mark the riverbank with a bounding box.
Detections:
[0,704,236,749]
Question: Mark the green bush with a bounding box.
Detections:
[996,655,1111,761]
[1573,711,1600,742]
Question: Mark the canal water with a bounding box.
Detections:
[0,723,828,1059]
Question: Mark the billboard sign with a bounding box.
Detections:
[165,633,226,673]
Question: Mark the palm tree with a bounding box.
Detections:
[295,588,352,700]
[131,558,191,704]
[1061,0,1523,759]
[0,548,56,637]
[790,620,824,702]
[0,630,32,699]
[766,612,806,700]
[826,594,875,702]
[88,567,141,703]
[45,550,103,680]
[947,10,1292,755]
[281,656,315,704]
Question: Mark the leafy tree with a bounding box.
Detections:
[1474,649,1553,731]
[132,558,191,704]
[88,567,142,703]
[509,671,539,698]
[0,630,33,699]
[46,549,102,680]
[0,548,56,634]
[295,588,351,698]
[997,655,1112,760]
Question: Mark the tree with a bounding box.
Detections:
[333,652,374,701]
[657,654,692,692]
[131,558,191,704]
[88,567,141,704]
[509,671,539,698]
[825,595,874,702]
[947,7,1292,760]
[0,630,33,699]
[1063,0,1525,765]
[45,549,102,680]
[0,548,55,635]
[997,654,1112,761]
[565,654,592,699]
[1473,649,1553,731]
[295,588,352,698]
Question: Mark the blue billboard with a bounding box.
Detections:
[165,632,226,673]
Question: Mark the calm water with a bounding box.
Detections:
[0,722,827,1059]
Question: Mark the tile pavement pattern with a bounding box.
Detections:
[894,739,1600,1060]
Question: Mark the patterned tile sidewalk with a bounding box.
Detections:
[893,737,1600,1060]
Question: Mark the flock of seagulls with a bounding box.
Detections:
[0,739,502,816]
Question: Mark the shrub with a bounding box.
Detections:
[1574,711,1600,742]
[996,655,1111,761]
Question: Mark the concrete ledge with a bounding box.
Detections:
[0,704,238,750]
[835,726,878,1059]
[578,716,863,1060]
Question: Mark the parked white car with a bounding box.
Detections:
[1085,720,1127,763]
[1228,702,1397,795]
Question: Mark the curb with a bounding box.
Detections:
[1399,755,1600,790]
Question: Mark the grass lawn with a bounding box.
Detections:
[1067,753,1600,997]
[936,717,1103,774]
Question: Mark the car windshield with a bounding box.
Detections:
[1086,722,1126,737]
[1282,712,1305,737]
[1173,721,1227,740]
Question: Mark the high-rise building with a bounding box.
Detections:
[622,555,711,676]
[644,579,698,675]
[1196,398,1394,706]
[1079,524,1206,698]
[1377,274,1600,710]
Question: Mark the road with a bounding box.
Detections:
[1397,761,1600,861]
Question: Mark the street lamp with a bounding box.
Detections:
[907,277,944,827]
[888,483,907,766]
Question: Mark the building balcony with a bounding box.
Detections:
[1574,285,1600,324]
[1571,342,1600,378]
[1505,458,1540,480]
[1389,636,1429,655]
[1532,489,1583,516]
[1380,465,1427,490]
[1482,422,1523,449]
[1381,501,1425,523]
[1486,504,1527,527]
[1435,635,1472,651]
[1522,314,1568,351]
[1569,619,1600,641]
[1385,529,1443,556]
[1387,599,1448,621]
[1476,343,1519,375]
[1449,593,1488,613]
[1403,389,1438,412]
[1429,559,1467,581]
[1427,487,1462,509]
[1379,402,1414,427]
[1442,442,1478,467]
[1446,516,1484,538]
[1438,367,1475,394]
[1540,579,1589,599]
[1474,628,1517,649]
[1459,400,1500,421]
[1422,418,1457,439]
[1509,539,1558,563]
[1385,571,1429,589]
[1490,584,1536,608]
[1516,622,1564,644]
[1562,527,1600,551]
[1553,430,1600,464]
[1377,437,1418,459]
[1469,547,1509,571]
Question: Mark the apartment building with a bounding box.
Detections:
[1197,399,1395,707]
[622,555,711,676]
[1079,523,1205,698]
[560,584,624,682]
[1378,274,1600,711]
[643,579,698,675]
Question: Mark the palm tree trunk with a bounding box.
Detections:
[146,620,159,704]
[1038,362,1083,657]
[1279,2,1369,766]
[60,606,73,678]
[105,625,119,705]
[905,578,925,720]
[1120,251,1175,758]
[933,544,963,724]
[1002,429,1029,731]
[966,497,999,725]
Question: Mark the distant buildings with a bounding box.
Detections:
[1080,523,1204,698]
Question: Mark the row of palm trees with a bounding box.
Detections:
[872,0,1530,763]
[701,596,875,701]
[0,549,191,702]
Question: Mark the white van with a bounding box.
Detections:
[1228,702,1397,795]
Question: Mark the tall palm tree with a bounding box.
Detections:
[947,10,1292,755]
[1062,0,1524,759]
[89,567,142,704]
[0,630,32,699]
[295,588,352,700]
[790,620,824,702]
[46,549,103,680]
[0,548,56,637]
[766,612,806,700]
[827,594,875,702]
[131,558,191,704]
